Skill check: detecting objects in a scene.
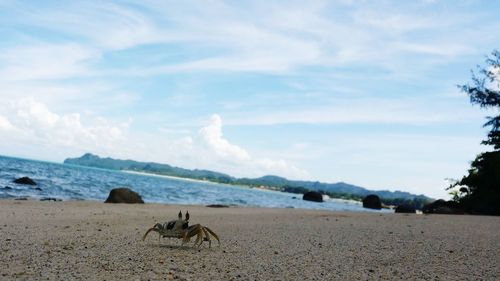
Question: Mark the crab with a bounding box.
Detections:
[142,211,220,248]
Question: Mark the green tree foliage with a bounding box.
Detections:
[451,50,500,215]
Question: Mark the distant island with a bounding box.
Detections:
[64,153,433,209]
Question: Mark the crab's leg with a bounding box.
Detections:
[142,227,156,241]
[182,224,199,245]
[193,227,203,247]
[181,231,190,245]
[201,227,211,248]
[204,227,220,246]
[185,224,203,247]
[181,232,187,245]
[184,233,196,246]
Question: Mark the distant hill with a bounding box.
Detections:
[64,153,234,183]
[64,153,433,207]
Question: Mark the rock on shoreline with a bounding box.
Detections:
[13,177,37,185]
[104,187,144,204]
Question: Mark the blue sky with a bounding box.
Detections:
[0,0,499,198]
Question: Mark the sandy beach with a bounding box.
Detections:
[1,200,498,280]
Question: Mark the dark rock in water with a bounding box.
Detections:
[4,186,12,190]
[13,177,37,185]
[14,197,28,200]
[303,191,323,202]
[422,199,464,214]
[40,197,62,202]
[362,194,382,210]
[104,187,144,204]
[395,205,416,214]
[206,204,230,208]
[292,197,297,199]
[33,187,42,191]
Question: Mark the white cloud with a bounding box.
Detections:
[255,158,309,180]
[494,66,500,78]
[0,99,308,180]
[194,114,308,179]
[221,97,477,126]
[198,114,250,161]
[16,2,168,51]
[1,1,495,78]
[0,115,13,130]
[0,43,99,81]
[490,65,500,89]
[137,1,482,75]
[391,42,473,58]
[0,97,130,152]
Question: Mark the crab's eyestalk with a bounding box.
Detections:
[178,210,182,219]
[185,211,190,221]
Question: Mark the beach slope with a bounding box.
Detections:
[1,200,498,280]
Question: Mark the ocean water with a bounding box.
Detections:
[0,155,386,212]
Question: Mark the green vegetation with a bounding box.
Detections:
[64,153,432,208]
[447,50,500,215]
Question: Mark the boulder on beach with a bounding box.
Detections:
[104,187,144,204]
[422,199,464,214]
[303,191,323,202]
[362,194,382,210]
[395,205,416,214]
[206,204,230,208]
[40,197,62,202]
[13,177,37,185]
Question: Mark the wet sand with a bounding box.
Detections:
[0,200,499,280]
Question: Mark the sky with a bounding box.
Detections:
[0,0,499,199]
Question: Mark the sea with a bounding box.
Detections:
[0,155,387,212]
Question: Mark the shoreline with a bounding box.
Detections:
[122,170,364,206]
[1,200,499,280]
[122,169,365,205]
[0,197,369,213]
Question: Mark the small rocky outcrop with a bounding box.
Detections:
[40,197,62,202]
[422,199,446,213]
[104,187,144,204]
[303,191,323,202]
[13,177,37,185]
[206,204,230,208]
[422,199,464,214]
[362,194,382,209]
[395,205,416,214]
